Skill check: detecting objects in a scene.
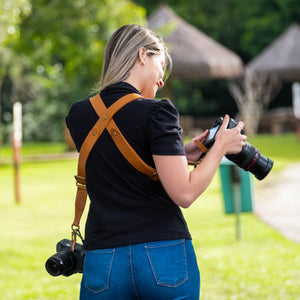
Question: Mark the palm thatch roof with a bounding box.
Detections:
[147,5,243,80]
[247,23,300,82]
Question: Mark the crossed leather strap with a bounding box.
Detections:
[71,93,207,248]
[71,93,159,246]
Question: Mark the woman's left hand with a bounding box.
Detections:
[184,130,209,164]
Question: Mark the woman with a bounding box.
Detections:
[66,24,246,300]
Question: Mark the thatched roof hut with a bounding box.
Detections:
[147,5,243,80]
[247,23,300,82]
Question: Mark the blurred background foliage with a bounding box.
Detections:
[0,0,299,143]
[0,0,146,142]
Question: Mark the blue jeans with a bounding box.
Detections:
[80,239,200,300]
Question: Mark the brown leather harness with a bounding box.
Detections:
[71,93,159,248]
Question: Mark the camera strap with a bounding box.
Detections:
[71,93,159,249]
[194,139,208,154]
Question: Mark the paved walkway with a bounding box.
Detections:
[254,162,300,244]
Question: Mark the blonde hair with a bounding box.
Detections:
[97,24,172,92]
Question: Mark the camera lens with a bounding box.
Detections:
[45,251,76,276]
[45,257,63,276]
[247,152,274,180]
[226,142,273,180]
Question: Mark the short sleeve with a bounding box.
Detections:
[149,99,185,155]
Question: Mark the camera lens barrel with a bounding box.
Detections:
[249,153,274,180]
[45,251,76,277]
[226,142,273,180]
[45,257,64,276]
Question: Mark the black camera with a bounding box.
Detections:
[45,239,85,277]
[203,116,273,180]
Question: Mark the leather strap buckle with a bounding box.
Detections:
[149,172,159,180]
[74,175,86,186]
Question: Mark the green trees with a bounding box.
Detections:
[1,0,299,142]
[0,0,145,142]
[136,0,300,61]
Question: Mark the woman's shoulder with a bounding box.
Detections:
[68,98,91,115]
[150,98,179,120]
[136,98,178,114]
[66,98,96,131]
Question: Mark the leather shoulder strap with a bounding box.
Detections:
[72,93,158,229]
[76,93,144,182]
[90,94,159,181]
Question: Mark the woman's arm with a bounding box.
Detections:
[153,115,247,208]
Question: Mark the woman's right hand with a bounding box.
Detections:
[153,115,247,209]
[214,114,247,156]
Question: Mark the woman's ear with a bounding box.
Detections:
[138,47,147,65]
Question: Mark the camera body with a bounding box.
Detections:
[45,239,85,277]
[203,116,243,149]
[203,116,273,180]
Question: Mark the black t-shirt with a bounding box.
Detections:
[66,82,191,250]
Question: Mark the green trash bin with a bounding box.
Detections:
[219,157,253,214]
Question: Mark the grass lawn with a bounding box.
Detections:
[0,133,300,299]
